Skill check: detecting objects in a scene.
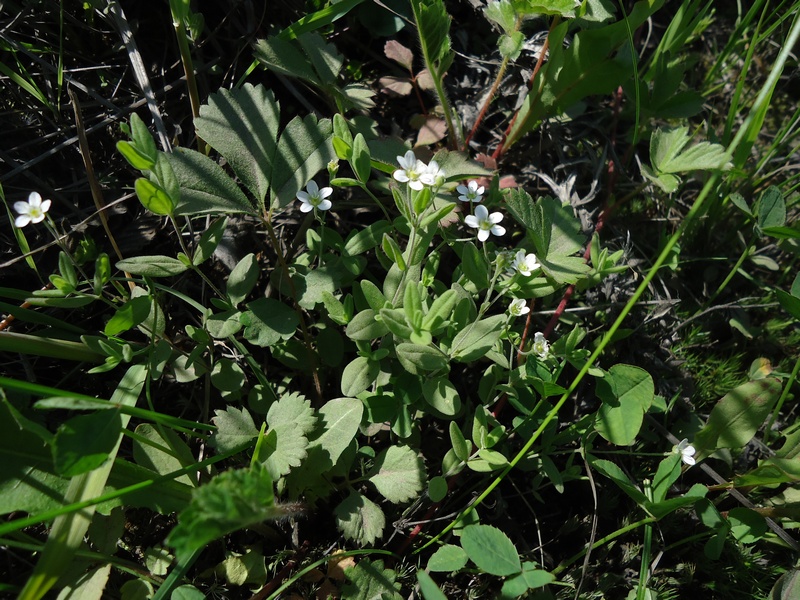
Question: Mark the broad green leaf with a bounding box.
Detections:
[694,378,781,459]
[209,407,259,454]
[460,524,521,576]
[129,112,159,165]
[334,490,386,545]
[460,241,489,289]
[367,445,427,503]
[757,186,786,230]
[728,507,767,544]
[116,256,189,278]
[396,342,448,374]
[104,295,152,337]
[240,298,300,347]
[341,356,379,397]
[254,35,321,86]
[485,0,517,33]
[270,112,335,209]
[422,289,458,332]
[227,254,259,306]
[428,544,469,572]
[194,84,279,205]
[341,558,402,599]
[352,133,371,183]
[131,423,196,486]
[347,309,390,341]
[167,148,255,215]
[267,392,316,435]
[0,400,69,515]
[135,178,174,216]
[52,409,122,476]
[205,309,243,339]
[512,0,580,16]
[451,314,505,362]
[499,31,525,60]
[430,149,492,182]
[422,376,461,417]
[449,421,470,462]
[210,358,246,397]
[650,126,731,174]
[116,140,154,171]
[594,364,654,446]
[166,464,287,560]
[412,0,453,67]
[735,458,800,487]
[344,221,392,256]
[260,422,310,480]
[312,396,364,467]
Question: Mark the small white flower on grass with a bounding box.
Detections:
[509,298,530,317]
[464,204,505,242]
[673,438,697,466]
[457,180,484,203]
[532,332,550,359]
[296,180,333,213]
[512,249,541,276]
[14,192,51,227]
[393,150,432,191]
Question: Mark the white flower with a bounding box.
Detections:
[508,298,530,317]
[532,332,549,359]
[456,180,484,203]
[673,439,697,466]
[393,150,432,191]
[296,180,333,213]
[424,160,445,187]
[464,204,505,242]
[14,192,51,227]
[512,250,541,276]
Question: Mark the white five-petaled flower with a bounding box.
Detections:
[456,180,484,203]
[296,180,333,213]
[393,150,434,191]
[424,160,445,187]
[674,438,697,466]
[14,192,51,228]
[512,250,541,276]
[464,204,505,242]
[508,298,530,317]
[532,332,549,359]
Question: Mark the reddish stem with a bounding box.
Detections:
[491,17,558,161]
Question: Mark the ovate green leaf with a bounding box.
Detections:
[367,445,427,503]
[334,490,386,546]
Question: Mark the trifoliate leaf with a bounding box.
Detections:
[209,406,259,453]
[342,558,402,600]
[335,491,386,546]
[367,445,427,503]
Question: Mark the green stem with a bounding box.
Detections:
[764,353,800,445]
[172,19,206,153]
[706,237,754,306]
[552,517,656,576]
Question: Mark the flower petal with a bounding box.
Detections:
[464,215,479,228]
[15,215,31,227]
[474,205,489,220]
[477,229,490,242]
[306,180,320,195]
[319,187,333,199]
[491,225,506,237]
[317,199,332,211]
[13,201,30,214]
[299,202,314,213]
[28,191,42,205]
[489,212,504,224]
[40,199,52,213]
[393,169,410,183]
[296,191,310,202]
